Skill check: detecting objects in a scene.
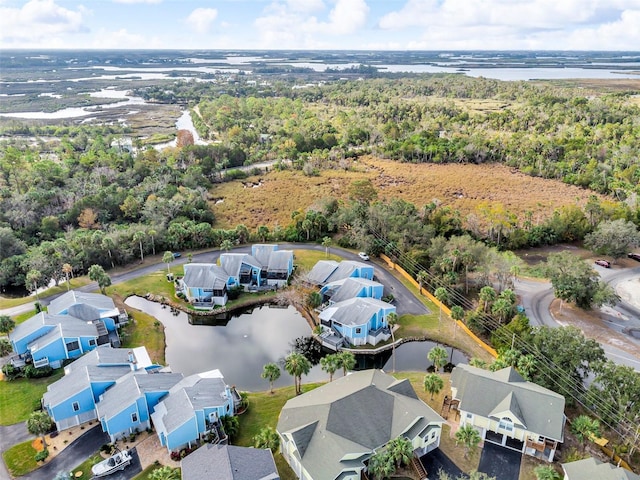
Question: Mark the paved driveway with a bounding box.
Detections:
[420,448,464,479]
[477,442,521,480]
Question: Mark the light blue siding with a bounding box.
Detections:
[90,381,119,402]
[166,417,199,451]
[12,326,54,355]
[32,338,67,364]
[49,388,95,421]
[354,266,375,280]
[102,317,117,332]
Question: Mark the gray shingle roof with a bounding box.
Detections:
[562,457,640,480]
[451,364,565,441]
[319,297,392,327]
[96,372,183,421]
[252,244,278,268]
[183,263,229,290]
[277,369,444,480]
[220,254,261,278]
[268,250,293,272]
[328,278,382,304]
[181,444,279,480]
[306,260,339,285]
[65,345,149,373]
[11,312,84,343]
[325,261,370,284]
[43,365,132,407]
[152,370,229,435]
[48,291,116,315]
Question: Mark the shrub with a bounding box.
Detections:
[24,365,54,379]
[34,449,49,462]
[100,443,114,454]
[1,363,23,380]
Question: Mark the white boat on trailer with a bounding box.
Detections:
[91,449,132,477]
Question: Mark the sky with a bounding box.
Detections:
[1,0,640,51]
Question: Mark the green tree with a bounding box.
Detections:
[148,228,157,256]
[320,354,340,382]
[261,362,281,393]
[0,339,12,356]
[62,263,73,291]
[149,466,180,480]
[455,424,481,459]
[367,450,395,480]
[284,352,312,395]
[428,345,448,373]
[570,415,600,452]
[424,373,444,400]
[322,236,332,257]
[221,415,240,441]
[387,436,413,467]
[220,239,234,252]
[133,231,145,262]
[257,225,270,242]
[27,411,53,449]
[416,270,429,292]
[0,315,15,335]
[337,351,356,376]
[26,269,42,302]
[469,357,487,369]
[545,251,618,310]
[386,312,399,372]
[534,465,561,480]
[162,251,174,275]
[478,285,496,312]
[88,264,111,295]
[253,426,280,453]
[585,219,640,262]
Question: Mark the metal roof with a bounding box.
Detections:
[183,263,229,290]
[181,444,279,480]
[48,291,116,315]
[306,260,339,285]
[562,457,640,480]
[318,297,394,327]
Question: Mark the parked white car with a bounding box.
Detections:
[358,252,370,261]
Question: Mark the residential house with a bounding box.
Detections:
[151,369,240,452]
[220,253,263,288]
[181,444,279,480]
[42,345,154,431]
[251,244,294,287]
[277,369,444,480]
[180,263,230,306]
[48,290,128,334]
[9,312,104,369]
[319,277,384,305]
[450,364,565,462]
[306,260,374,286]
[562,457,640,480]
[318,297,394,347]
[96,371,184,442]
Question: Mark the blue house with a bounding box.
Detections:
[251,244,294,287]
[320,277,384,305]
[42,346,155,431]
[306,260,374,286]
[220,253,263,288]
[48,291,128,334]
[151,369,239,452]
[96,371,184,442]
[318,297,394,347]
[180,263,230,306]
[9,312,102,369]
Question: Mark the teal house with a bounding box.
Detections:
[320,277,384,305]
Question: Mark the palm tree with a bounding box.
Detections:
[261,362,281,393]
[337,351,356,376]
[450,305,464,339]
[25,269,42,302]
[149,466,180,480]
[427,345,448,373]
[491,298,513,323]
[62,263,73,291]
[322,236,332,257]
[148,228,157,255]
[0,315,15,336]
[257,225,270,242]
[162,251,174,275]
[479,285,496,312]
[133,231,145,262]
[284,352,311,395]
[320,354,340,382]
[434,287,449,330]
[253,426,280,453]
[387,436,414,468]
[220,239,234,252]
[221,415,240,441]
[424,373,444,400]
[469,357,487,369]
[88,264,111,294]
[516,353,537,380]
[455,424,481,459]
[367,451,395,480]
[534,465,561,480]
[416,270,429,293]
[571,415,600,451]
[101,236,115,269]
[27,411,53,450]
[386,312,399,372]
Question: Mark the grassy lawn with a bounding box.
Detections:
[13,309,39,325]
[0,369,64,425]
[117,307,165,366]
[293,248,342,272]
[2,439,38,477]
[0,278,90,310]
[108,266,183,300]
[67,452,102,480]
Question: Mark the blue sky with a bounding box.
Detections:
[1,0,640,51]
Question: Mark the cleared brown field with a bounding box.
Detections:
[210,156,605,230]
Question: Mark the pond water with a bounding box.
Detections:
[124,296,468,391]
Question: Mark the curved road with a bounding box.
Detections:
[515,263,640,371]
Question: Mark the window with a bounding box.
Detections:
[66,340,80,351]
[72,402,80,412]
[131,412,138,423]
[499,417,514,433]
[355,327,362,334]
[88,339,96,346]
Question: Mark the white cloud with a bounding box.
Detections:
[286,0,325,13]
[90,28,163,49]
[254,0,369,48]
[186,7,218,34]
[113,0,162,3]
[0,0,87,45]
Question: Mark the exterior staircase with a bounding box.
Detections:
[412,456,427,480]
